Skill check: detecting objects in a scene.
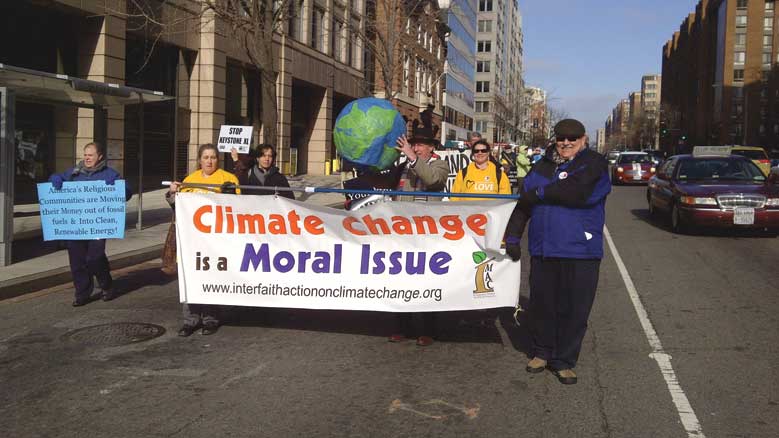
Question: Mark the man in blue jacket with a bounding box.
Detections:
[504,119,610,385]
[49,142,132,306]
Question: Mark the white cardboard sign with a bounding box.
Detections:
[217,125,253,153]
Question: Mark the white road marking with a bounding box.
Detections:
[604,226,706,438]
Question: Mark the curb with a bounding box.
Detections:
[0,244,164,301]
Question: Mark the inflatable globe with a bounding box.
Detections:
[333,97,406,170]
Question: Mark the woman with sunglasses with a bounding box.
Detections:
[450,140,511,201]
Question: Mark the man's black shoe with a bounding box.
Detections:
[178,325,198,337]
[72,297,90,307]
[101,289,116,302]
[201,324,219,335]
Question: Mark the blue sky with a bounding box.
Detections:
[520,0,700,137]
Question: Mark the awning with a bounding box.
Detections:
[0,63,173,107]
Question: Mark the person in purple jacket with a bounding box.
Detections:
[49,142,132,306]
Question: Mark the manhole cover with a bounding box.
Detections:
[61,323,166,346]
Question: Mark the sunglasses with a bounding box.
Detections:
[556,136,581,142]
[473,149,489,153]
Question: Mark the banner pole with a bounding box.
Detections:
[160,181,520,200]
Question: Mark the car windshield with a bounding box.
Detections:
[677,159,766,181]
[618,154,652,164]
[732,149,768,160]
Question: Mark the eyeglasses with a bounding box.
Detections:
[473,149,489,153]
[556,136,581,142]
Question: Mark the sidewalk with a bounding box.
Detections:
[0,174,347,300]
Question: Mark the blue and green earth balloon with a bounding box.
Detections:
[333,97,406,170]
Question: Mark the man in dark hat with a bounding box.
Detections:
[503,118,611,385]
[394,124,448,200]
[389,123,448,347]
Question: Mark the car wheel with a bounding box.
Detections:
[671,204,687,234]
[647,194,657,218]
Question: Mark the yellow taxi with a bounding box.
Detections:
[731,146,771,175]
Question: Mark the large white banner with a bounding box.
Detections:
[176,194,521,312]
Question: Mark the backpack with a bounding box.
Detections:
[461,161,503,187]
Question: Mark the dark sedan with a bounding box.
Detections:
[646,152,779,234]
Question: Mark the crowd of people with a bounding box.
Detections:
[49,118,609,386]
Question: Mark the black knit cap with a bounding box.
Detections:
[553,119,586,138]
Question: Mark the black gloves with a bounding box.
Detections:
[505,235,521,262]
[220,182,237,194]
[520,187,540,206]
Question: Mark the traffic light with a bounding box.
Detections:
[660,121,668,136]
[681,134,687,141]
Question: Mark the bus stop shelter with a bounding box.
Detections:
[0,63,174,266]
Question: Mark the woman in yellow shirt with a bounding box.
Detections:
[165,143,240,337]
[451,140,512,201]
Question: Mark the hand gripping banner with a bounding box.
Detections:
[176,193,521,312]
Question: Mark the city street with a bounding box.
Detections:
[1,186,777,438]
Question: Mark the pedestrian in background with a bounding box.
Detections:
[468,131,482,150]
[49,142,132,306]
[504,119,611,385]
[392,124,448,346]
[515,144,532,192]
[450,139,511,201]
[165,143,240,336]
[231,144,294,199]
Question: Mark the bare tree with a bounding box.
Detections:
[359,0,446,100]
[107,0,292,144]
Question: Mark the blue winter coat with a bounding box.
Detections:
[506,147,610,259]
[50,161,133,201]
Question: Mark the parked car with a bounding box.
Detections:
[643,149,666,165]
[646,147,779,234]
[607,150,621,165]
[731,146,771,176]
[612,151,655,185]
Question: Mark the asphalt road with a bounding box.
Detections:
[1,185,777,437]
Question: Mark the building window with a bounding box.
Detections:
[735,51,746,64]
[332,20,345,63]
[765,35,773,47]
[475,101,489,112]
[478,0,493,12]
[476,61,490,72]
[768,1,775,11]
[736,15,748,27]
[311,7,325,52]
[475,120,488,132]
[477,40,492,52]
[476,81,490,92]
[737,0,747,8]
[478,20,492,33]
[764,52,772,64]
[765,17,774,30]
[288,0,305,41]
[734,68,745,81]
[736,33,746,45]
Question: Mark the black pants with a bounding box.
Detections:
[395,312,436,338]
[67,239,112,301]
[528,257,600,370]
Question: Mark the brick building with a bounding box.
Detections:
[367,0,446,141]
[662,0,779,157]
[0,0,368,198]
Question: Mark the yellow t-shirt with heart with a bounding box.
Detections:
[450,161,511,201]
[182,168,241,194]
